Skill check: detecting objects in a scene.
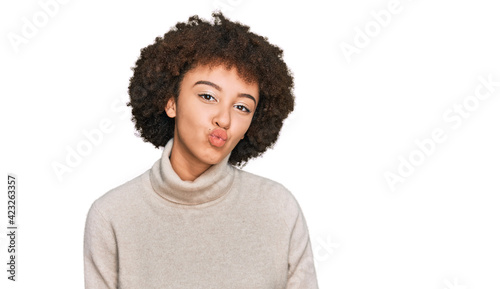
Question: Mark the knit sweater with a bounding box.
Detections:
[84,139,319,289]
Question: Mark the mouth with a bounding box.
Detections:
[209,128,227,147]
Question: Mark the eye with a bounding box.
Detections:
[198,93,217,102]
[234,104,251,113]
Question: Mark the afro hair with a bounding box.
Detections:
[127,12,295,166]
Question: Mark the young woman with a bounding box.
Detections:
[84,12,319,289]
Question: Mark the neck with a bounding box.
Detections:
[169,140,212,182]
[149,138,235,206]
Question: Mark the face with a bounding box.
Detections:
[165,64,259,174]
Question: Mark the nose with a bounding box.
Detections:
[213,106,231,129]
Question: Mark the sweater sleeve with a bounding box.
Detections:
[84,202,118,289]
[286,201,319,289]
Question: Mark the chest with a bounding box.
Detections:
[114,205,290,288]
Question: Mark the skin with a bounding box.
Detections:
[165,64,259,181]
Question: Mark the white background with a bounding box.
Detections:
[1,0,500,288]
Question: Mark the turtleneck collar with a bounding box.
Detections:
[149,139,235,206]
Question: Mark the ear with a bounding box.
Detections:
[165,97,177,118]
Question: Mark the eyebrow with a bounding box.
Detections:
[193,80,257,105]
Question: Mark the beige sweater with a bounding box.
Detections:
[84,140,319,288]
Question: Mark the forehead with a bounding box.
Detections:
[181,64,259,96]
[185,60,258,82]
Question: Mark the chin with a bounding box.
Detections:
[202,150,228,165]
[206,155,225,165]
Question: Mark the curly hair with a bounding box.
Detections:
[127,12,294,166]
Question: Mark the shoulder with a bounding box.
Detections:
[88,170,148,221]
[235,168,302,229]
[236,168,291,196]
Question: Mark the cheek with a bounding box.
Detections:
[232,115,254,137]
[178,103,209,127]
